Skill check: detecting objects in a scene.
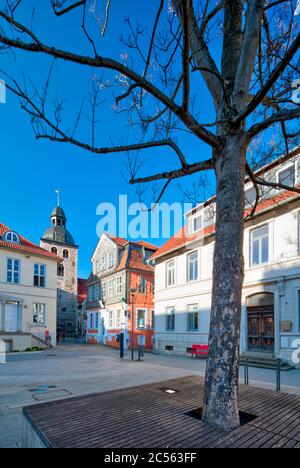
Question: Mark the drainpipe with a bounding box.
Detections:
[277,277,286,359]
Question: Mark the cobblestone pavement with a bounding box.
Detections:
[0,344,299,448]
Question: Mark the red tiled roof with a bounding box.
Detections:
[136,240,158,251]
[0,223,61,261]
[151,188,300,261]
[77,278,87,304]
[116,245,155,273]
[108,235,129,247]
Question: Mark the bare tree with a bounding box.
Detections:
[0,0,299,431]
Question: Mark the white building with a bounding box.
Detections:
[152,149,300,366]
[0,223,59,351]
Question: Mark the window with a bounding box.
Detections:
[138,275,147,294]
[94,283,100,301]
[109,310,113,328]
[108,252,114,268]
[88,286,95,302]
[34,264,46,288]
[245,187,257,208]
[95,313,99,329]
[102,281,107,298]
[116,309,121,329]
[101,255,107,271]
[89,313,94,329]
[51,247,57,255]
[151,310,155,330]
[7,258,20,284]
[4,231,20,244]
[63,249,69,259]
[166,306,175,331]
[137,309,146,329]
[193,215,203,232]
[278,164,295,187]
[188,251,199,282]
[251,225,269,266]
[57,264,64,277]
[116,276,122,294]
[187,304,199,331]
[33,304,46,325]
[108,279,114,297]
[166,260,175,287]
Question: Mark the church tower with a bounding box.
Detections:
[40,195,79,335]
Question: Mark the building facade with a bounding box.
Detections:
[86,233,157,350]
[0,223,59,351]
[40,204,86,337]
[152,150,300,366]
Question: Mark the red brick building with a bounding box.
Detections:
[86,234,157,351]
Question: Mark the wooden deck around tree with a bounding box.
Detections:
[23,376,300,448]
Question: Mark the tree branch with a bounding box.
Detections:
[236,32,300,123]
[0,10,221,150]
[130,159,215,184]
[248,107,300,137]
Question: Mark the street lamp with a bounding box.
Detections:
[130,288,137,361]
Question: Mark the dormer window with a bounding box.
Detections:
[4,231,20,244]
[277,164,295,188]
[188,214,203,235]
[245,187,257,208]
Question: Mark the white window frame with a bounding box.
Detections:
[166,306,175,331]
[33,303,46,326]
[4,231,20,244]
[250,224,270,267]
[6,258,20,284]
[166,260,176,288]
[34,263,46,288]
[187,304,199,332]
[136,308,147,329]
[108,252,114,268]
[108,279,114,297]
[116,275,122,294]
[187,250,199,282]
[109,310,113,328]
[102,281,107,298]
[277,163,296,188]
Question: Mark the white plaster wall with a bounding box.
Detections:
[154,206,300,363]
[0,248,58,347]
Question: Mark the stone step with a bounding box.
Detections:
[240,354,294,371]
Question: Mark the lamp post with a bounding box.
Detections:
[130,288,137,361]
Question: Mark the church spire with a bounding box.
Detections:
[55,189,61,207]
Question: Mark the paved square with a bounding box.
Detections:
[0,344,299,448]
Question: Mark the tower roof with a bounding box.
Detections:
[42,203,76,247]
[51,206,66,219]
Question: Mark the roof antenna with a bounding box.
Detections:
[55,189,61,207]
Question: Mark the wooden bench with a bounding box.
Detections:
[191,344,209,358]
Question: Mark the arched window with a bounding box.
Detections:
[51,247,58,255]
[4,231,20,244]
[58,264,64,277]
[63,249,69,259]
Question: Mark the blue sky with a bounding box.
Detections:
[0,0,217,278]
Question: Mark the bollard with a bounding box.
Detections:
[119,333,124,359]
[276,359,281,392]
[244,358,249,385]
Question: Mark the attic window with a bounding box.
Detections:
[4,231,20,244]
[277,164,295,188]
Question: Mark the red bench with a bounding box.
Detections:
[191,344,209,359]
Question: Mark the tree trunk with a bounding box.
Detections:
[202,133,247,431]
